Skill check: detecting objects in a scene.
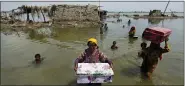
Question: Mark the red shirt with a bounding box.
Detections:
[75,48,112,65]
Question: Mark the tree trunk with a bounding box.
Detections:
[31,13,35,22]
[41,10,46,22]
[20,10,23,20]
[27,13,30,21]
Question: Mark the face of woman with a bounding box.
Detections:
[88,42,97,51]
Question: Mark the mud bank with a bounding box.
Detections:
[129,16,184,19]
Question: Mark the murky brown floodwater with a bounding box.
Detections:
[1,15,184,85]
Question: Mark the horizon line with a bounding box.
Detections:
[1,1,184,2]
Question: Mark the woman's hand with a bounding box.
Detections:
[110,64,113,69]
[74,66,78,72]
[164,38,169,48]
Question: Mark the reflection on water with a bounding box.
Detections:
[29,29,46,41]
[148,18,163,24]
[133,17,139,20]
[1,15,184,85]
[128,37,138,44]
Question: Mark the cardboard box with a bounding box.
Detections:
[76,63,114,83]
[142,27,172,43]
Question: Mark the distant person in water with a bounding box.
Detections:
[111,41,118,50]
[34,54,44,64]
[123,25,125,28]
[104,23,108,31]
[129,26,136,37]
[117,19,122,22]
[128,19,131,25]
[128,19,131,23]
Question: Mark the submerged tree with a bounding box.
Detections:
[31,6,36,22]
[34,6,41,19]
[20,5,32,21]
[50,5,57,17]
[12,5,51,23]
[41,6,49,22]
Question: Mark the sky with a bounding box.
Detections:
[1,0,184,12]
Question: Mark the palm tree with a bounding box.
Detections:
[43,6,49,13]
[21,5,32,21]
[27,6,32,21]
[31,6,35,22]
[40,6,46,22]
[43,6,50,22]
[50,5,57,17]
[44,7,50,18]
[9,5,55,23]
[34,6,40,20]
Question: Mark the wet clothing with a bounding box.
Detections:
[138,48,147,70]
[140,46,170,73]
[75,48,112,65]
[33,58,45,64]
[128,20,131,24]
[104,25,108,31]
[129,31,135,37]
[111,45,118,50]
[138,49,146,59]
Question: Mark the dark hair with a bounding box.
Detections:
[35,54,41,58]
[130,26,135,32]
[131,27,135,30]
[141,42,147,48]
[87,41,97,46]
[113,41,116,44]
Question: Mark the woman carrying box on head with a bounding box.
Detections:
[139,38,170,79]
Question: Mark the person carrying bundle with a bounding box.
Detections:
[139,39,170,79]
[129,26,136,37]
[74,38,113,85]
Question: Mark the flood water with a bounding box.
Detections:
[1,15,184,85]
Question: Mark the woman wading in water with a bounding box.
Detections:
[139,38,170,79]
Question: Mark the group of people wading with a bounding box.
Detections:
[73,20,170,85]
[74,38,170,79]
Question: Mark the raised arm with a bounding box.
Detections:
[162,39,170,53]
